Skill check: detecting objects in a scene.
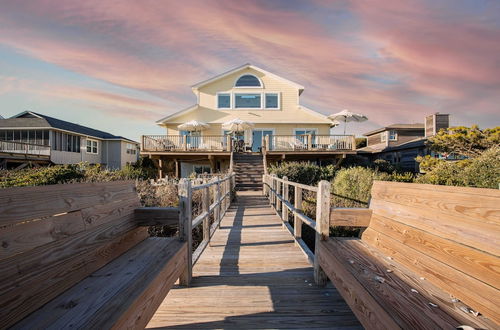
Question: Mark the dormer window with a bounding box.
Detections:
[235,74,261,87]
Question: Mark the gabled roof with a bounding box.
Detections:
[191,63,305,92]
[364,123,424,136]
[155,105,198,124]
[4,111,138,143]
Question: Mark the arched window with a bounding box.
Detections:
[235,74,261,87]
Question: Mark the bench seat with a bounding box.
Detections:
[13,237,186,330]
[319,237,497,330]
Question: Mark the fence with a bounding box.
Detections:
[265,134,355,151]
[142,135,231,152]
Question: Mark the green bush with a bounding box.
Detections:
[0,162,155,188]
[416,147,500,188]
[268,162,337,185]
[332,167,374,207]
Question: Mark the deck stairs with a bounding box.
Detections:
[233,153,264,191]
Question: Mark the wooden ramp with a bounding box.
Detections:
[147,191,361,329]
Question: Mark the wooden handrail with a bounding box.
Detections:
[178,173,236,286]
[262,174,331,285]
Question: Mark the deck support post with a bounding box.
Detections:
[314,180,330,286]
[178,178,193,286]
[294,186,303,245]
[282,176,289,226]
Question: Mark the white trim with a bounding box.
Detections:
[191,63,304,91]
[264,92,280,109]
[233,74,263,88]
[86,138,99,154]
[155,104,198,124]
[233,92,263,110]
[216,92,232,109]
[294,128,318,135]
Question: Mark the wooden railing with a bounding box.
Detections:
[142,135,231,152]
[264,134,355,151]
[263,174,366,285]
[178,173,236,285]
[0,140,51,156]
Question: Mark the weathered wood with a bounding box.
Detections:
[134,207,180,227]
[147,191,360,329]
[0,181,137,227]
[0,210,85,260]
[294,186,303,242]
[329,208,372,227]
[13,238,186,329]
[276,177,282,212]
[202,185,210,245]
[178,178,193,286]
[369,214,500,290]
[314,180,330,286]
[362,227,500,324]
[282,176,289,224]
[81,196,140,230]
[370,180,500,256]
[0,222,147,328]
[318,240,399,330]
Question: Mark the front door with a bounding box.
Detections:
[252,130,273,152]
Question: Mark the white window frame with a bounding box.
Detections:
[294,128,318,135]
[86,138,99,154]
[264,92,280,110]
[233,74,263,89]
[216,92,231,109]
[381,132,387,142]
[388,130,398,141]
[233,92,263,109]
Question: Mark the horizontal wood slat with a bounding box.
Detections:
[370,181,500,256]
[0,181,137,227]
[330,208,372,227]
[369,214,500,290]
[134,207,179,227]
[362,227,500,324]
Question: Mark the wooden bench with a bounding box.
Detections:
[319,181,500,329]
[0,181,186,329]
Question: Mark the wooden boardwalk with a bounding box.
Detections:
[147,191,361,329]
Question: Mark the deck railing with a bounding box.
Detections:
[142,135,231,152]
[265,134,355,151]
[0,140,51,157]
[142,134,355,153]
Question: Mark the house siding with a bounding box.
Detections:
[387,129,425,147]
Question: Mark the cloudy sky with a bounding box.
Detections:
[0,0,499,140]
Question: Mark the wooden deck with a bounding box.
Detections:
[147,191,361,329]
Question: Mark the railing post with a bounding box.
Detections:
[262,174,267,196]
[202,182,210,247]
[215,177,221,227]
[226,135,231,152]
[351,135,356,150]
[178,178,193,286]
[307,134,312,150]
[265,135,271,151]
[294,186,303,244]
[282,176,289,225]
[272,175,277,206]
[276,178,282,212]
[314,180,330,286]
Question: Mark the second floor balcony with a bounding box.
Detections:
[141,134,356,153]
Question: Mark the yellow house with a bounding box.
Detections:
[142,64,355,178]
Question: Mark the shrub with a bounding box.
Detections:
[268,161,337,185]
[416,147,500,188]
[332,167,374,207]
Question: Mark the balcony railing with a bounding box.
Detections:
[142,135,231,152]
[0,140,51,157]
[266,135,355,151]
[142,134,355,153]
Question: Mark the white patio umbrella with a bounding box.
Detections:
[177,120,209,132]
[328,109,368,134]
[221,118,254,132]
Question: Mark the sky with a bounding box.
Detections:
[0,0,499,140]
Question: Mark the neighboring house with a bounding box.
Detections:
[142,63,355,178]
[0,111,139,169]
[358,113,450,172]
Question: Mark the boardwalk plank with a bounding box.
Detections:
[147,191,360,329]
